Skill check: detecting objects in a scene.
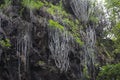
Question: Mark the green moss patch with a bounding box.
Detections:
[48,19,64,31]
[22,0,44,10]
[0,38,11,47]
[0,0,11,9]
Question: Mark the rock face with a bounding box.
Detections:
[0,14,79,80]
[0,0,112,80]
[0,1,81,80]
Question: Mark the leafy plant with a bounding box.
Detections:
[110,22,120,54]
[97,63,120,80]
[0,38,11,47]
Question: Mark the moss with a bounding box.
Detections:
[89,16,99,24]
[83,65,90,79]
[0,38,11,47]
[48,17,83,46]
[46,1,68,17]
[48,19,64,31]
[38,61,46,66]
[22,0,44,10]
[62,18,84,46]
[0,0,11,9]
[46,1,83,46]
[75,37,84,45]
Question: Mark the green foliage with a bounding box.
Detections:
[105,0,120,55]
[0,38,11,47]
[89,16,99,23]
[0,0,11,9]
[83,65,90,79]
[105,0,120,9]
[75,37,84,46]
[111,22,120,54]
[100,43,113,59]
[47,1,83,46]
[38,60,46,66]
[97,63,120,80]
[22,0,44,9]
[105,0,120,21]
[48,18,83,45]
[48,19,64,31]
[62,18,83,46]
[46,1,68,17]
[112,23,120,38]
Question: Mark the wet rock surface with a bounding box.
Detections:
[0,0,113,80]
[0,4,81,80]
